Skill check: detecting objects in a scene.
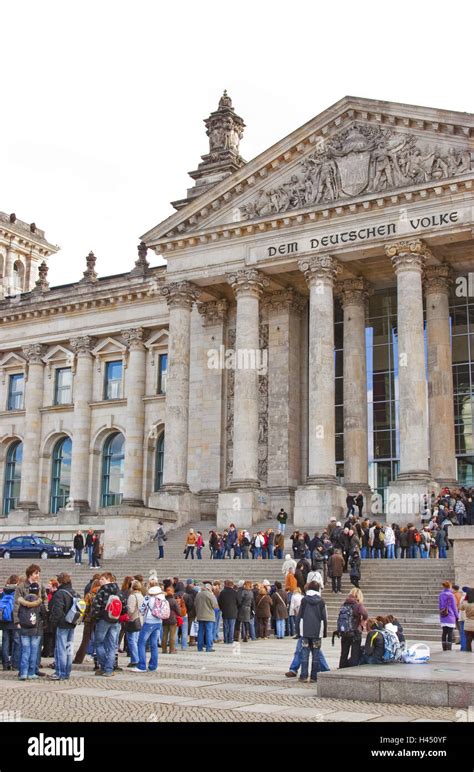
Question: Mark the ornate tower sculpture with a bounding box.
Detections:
[172,91,246,209]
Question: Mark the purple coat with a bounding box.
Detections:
[439,589,458,625]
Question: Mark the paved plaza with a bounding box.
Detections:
[0,633,464,723]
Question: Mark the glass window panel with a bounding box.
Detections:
[456,426,473,454]
[372,345,392,372]
[335,349,343,377]
[335,435,344,463]
[452,304,468,335]
[105,361,123,400]
[334,322,343,349]
[335,405,343,434]
[457,456,474,485]
[55,368,72,405]
[373,431,392,459]
[452,335,470,365]
[367,316,390,345]
[158,354,168,395]
[373,372,391,402]
[373,401,392,431]
[335,377,343,405]
[454,395,473,423]
[453,365,471,394]
[8,374,24,410]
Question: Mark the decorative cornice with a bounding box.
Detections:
[161,280,199,309]
[423,264,453,294]
[262,288,306,314]
[121,327,149,350]
[227,268,269,298]
[385,239,432,272]
[69,336,97,356]
[22,344,46,364]
[335,277,373,307]
[298,254,342,286]
[198,299,228,325]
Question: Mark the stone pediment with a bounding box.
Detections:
[142,96,473,249]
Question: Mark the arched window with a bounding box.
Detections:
[154,431,165,491]
[3,441,23,515]
[50,437,72,514]
[101,432,125,506]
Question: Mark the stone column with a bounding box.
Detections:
[293,255,346,525]
[424,265,457,485]
[228,269,267,487]
[4,244,15,295]
[198,300,228,514]
[336,278,371,496]
[264,288,305,513]
[69,336,96,511]
[18,344,45,510]
[160,281,198,491]
[121,327,148,506]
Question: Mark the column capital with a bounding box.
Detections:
[69,335,97,356]
[161,280,199,309]
[385,239,432,273]
[335,277,372,307]
[298,254,341,287]
[262,288,306,314]
[423,264,453,295]
[121,327,149,350]
[198,299,228,325]
[22,344,46,364]
[227,268,269,298]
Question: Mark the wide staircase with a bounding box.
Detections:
[0,517,454,642]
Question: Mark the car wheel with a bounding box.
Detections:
[3,551,10,559]
[40,551,48,560]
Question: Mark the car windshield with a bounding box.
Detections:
[34,537,55,545]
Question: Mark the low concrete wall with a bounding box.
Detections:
[100,506,178,558]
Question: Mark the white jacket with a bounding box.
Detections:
[307,570,324,589]
[289,593,303,616]
[384,527,395,546]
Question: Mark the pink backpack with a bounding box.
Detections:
[151,597,170,620]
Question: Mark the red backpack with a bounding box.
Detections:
[104,594,122,622]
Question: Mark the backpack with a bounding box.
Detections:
[63,591,87,625]
[19,603,39,629]
[0,592,15,623]
[337,603,357,634]
[414,532,421,544]
[150,596,170,620]
[378,530,385,543]
[176,597,187,617]
[381,629,402,662]
[104,594,123,622]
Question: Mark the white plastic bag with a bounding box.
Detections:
[402,643,430,664]
[190,621,199,637]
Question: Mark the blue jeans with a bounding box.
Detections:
[288,616,296,636]
[460,621,467,651]
[185,546,195,559]
[254,547,262,559]
[439,547,447,559]
[75,549,83,564]
[279,522,286,534]
[178,618,188,650]
[137,621,161,671]
[126,630,140,664]
[386,544,395,559]
[249,618,256,640]
[223,618,236,644]
[158,546,164,559]
[421,546,430,559]
[213,610,221,641]
[198,621,214,651]
[95,619,120,675]
[197,548,202,560]
[19,635,41,678]
[372,548,381,559]
[409,545,418,559]
[289,637,330,674]
[87,545,94,566]
[300,638,323,680]
[276,619,286,638]
[268,547,274,560]
[55,627,75,679]
[2,628,20,668]
[361,546,368,559]
[276,548,283,559]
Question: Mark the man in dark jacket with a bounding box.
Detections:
[14,564,48,678]
[48,572,77,681]
[91,572,121,676]
[218,581,239,643]
[73,531,85,564]
[0,575,20,670]
[296,581,327,682]
[328,550,344,593]
[85,529,95,568]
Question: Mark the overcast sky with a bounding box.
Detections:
[1,0,472,286]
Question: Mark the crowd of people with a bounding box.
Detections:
[0,560,472,684]
[182,525,286,560]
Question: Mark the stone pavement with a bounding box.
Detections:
[0,632,464,723]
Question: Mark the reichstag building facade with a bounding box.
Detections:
[0,95,473,553]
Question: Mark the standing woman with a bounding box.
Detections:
[236,581,255,642]
[92,532,101,568]
[255,586,273,639]
[288,587,303,637]
[460,588,474,652]
[125,580,144,667]
[196,531,204,560]
[85,529,95,568]
[272,581,288,639]
[184,529,197,560]
[161,587,180,654]
[73,578,100,665]
[439,581,459,651]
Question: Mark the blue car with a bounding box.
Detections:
[0,535,74,560]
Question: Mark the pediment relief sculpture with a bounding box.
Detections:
[240,125,471,220]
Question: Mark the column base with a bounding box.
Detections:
[121,498,145,507]
[228,479,260,490]
[267,487,296,518]
[386,476,436,526]
[160,484,190,494]
[294,483,346,528]
[198,490,219,518]
[217,488,270,529]
[434,478,459,490]
[67,500,91,513]
[17,501,39,511]
[148,489,200,526]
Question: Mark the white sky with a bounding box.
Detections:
[1,0,472,286]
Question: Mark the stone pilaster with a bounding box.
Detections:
[198,300,228,513]
[424,265,457,485]
[294,255,346,525]
[264,288,305,512]
[336,277,371,497]
[18,344,45,510]
[217,269,270,527]
[121,327,148,505]
[385,239,433,522]
[69,336,96,511]
[160,281,199,492]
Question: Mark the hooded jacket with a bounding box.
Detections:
[282,556,297,575]
[90,582,121,623]
[13,580,48,625]
[18,593,47,636]
[139,586,167,624]
[48,582,77,630]
[237,588,255,622]
[0,584,18,630]
[218,586,239,619]
[297,591,327,639]
[439,588,458,625]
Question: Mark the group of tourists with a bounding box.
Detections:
[426,487,474,526]
[186,525,286,560]
[438,581,474,652]
[72,529,103,567]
